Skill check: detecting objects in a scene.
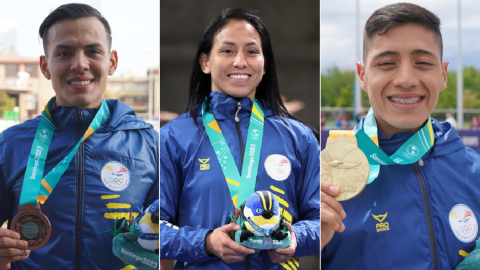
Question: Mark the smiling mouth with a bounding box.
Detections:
[389,97,424,105]
[229,74,250,79]
[68,80,93,85]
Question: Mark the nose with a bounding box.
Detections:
[70,52,89,72]
[233,51,247,69]
[393,62,418,89]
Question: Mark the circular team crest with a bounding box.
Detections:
[101,161,130,191]
[449,204,478,243]
[264,154,291,181]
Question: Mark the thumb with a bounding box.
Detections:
[219,222,240,233]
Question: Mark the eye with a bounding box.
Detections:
[87,49,101,55]
[378,61,395,66]
[247,49,259,55]
[256,208,262,213]
[221,49,233,54]
[57,51,71,57]
[416,61,433,66]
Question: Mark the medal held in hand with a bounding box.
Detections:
[231,191,291,249]
[11,203,51,250]
[321,131,369,201]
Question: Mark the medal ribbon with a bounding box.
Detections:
[202,98,264,209]
[20,97,110,205]
[355,107,434,184]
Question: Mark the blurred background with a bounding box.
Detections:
[161,1,320,269]
[0,0,160,131]
[160,0,320,134]
[321,0,480,153]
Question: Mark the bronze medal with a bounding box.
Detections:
[321,132,370,201]
[11,203,51,250]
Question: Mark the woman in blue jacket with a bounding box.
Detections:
[160,8,320,270]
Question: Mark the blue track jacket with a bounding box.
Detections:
[0,99,159,270]
[322,119,480,270]
[160,92,320,269]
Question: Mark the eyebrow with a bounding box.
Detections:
[219,41,260,46]
[412,49,437,59]
[372,49,438,61]
[53,43,104,51]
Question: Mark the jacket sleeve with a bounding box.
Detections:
[143,129,159,210]
[292,129,320,257]
[159,127,216,262]
[0,139,12,225]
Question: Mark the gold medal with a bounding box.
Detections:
[11,203,52,250]
[321,132,369,201]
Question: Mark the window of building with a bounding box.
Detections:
[25,64,38,77]
[6,64,19,78]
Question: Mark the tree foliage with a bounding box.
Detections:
[0,92,15,117]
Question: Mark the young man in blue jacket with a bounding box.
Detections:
[0,4,158,269]
[322,3,480,269]
[160,9,320,269]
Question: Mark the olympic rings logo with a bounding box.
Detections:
[459,224,473,234]
[109,177,124,185]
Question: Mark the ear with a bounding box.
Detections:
[199,53,210,74]
[440,61,449,92]
[356,62,367,92]
[108,50,118,76]
[40,55,51,80]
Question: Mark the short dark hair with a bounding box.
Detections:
[363,2,442,62]
[39,3,112,53]
[187,8,307,129]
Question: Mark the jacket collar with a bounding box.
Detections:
[205,91,272,120]
[49,99,151,132]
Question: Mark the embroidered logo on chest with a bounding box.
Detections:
[198,158,210,171]
[264,154,291,181]
[449,204,478,243]
[372,212,389,232]
[100,161,130,191]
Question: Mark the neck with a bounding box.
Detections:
[375,115,424,137]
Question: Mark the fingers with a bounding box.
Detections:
[0,230,19,240]
[226,237,256,256]
[321,199,345,232]
[321,180,340,197]
[0,237,28,250]
[218,223,240,233]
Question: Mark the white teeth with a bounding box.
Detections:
[229,74,249,79]
[69,80,91,85]
[390,97,422,104]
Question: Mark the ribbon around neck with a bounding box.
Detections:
[20,97,110,206]
[355,107,434,184]
[202,98,264,209]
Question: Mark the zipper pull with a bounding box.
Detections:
[235,102,241,122]
[418,158,424,166]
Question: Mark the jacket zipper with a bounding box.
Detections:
[413,159,438,270]
[234,102,250,270]
[75,110,84,270]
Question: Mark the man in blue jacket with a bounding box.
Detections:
[322,3,480,269]
[160,9,320,269]
[0,4,158,269]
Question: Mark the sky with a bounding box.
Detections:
[321,0,480,73]
[0,0,159,77]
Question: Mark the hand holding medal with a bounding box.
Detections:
[0,228,30,268]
